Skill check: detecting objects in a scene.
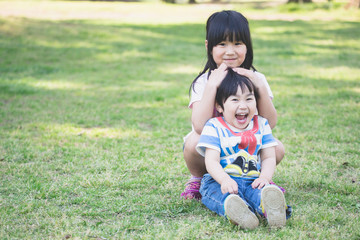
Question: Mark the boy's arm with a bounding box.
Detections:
[251,146,276,189]
[205,148,238,194]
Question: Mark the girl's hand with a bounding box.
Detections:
[232,67,264,88]
[208,63,228,88]
[221,178,238,194]
[251,177,270,189]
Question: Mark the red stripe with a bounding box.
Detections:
[216,115,259,136]
[216,115,259,155]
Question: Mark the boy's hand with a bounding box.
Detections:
[221,178,238,194]
[251,177,270,189]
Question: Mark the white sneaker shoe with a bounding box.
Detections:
[224,194,259,230]
[261,185,286,227]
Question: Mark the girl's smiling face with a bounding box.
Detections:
[216,86,257,130]
[209,38,247,68]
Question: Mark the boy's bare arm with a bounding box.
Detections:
[252,146,276,189]
[205,148,238,194]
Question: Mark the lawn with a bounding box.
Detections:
[0,1,359,239]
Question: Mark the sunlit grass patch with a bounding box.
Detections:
[0,1,360,239]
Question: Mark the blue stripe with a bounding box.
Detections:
[262,134,276,145]
[199,135,220,149]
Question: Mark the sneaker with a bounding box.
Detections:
[181,177,202,200]
[224,194,259,230]
[261,185,286,227]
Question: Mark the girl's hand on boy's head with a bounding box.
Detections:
[232,67,263,89]
[208,63,228,88]
[221,177,238,194]
[251,177,270,189]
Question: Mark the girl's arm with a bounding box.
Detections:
[255,86,277,129]
[205,148,238,194]
[251,146,276,189]
[232,68,277,128]
[191,63,228,134]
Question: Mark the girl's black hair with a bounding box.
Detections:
[190,10,255,93]
[215,68,259,110]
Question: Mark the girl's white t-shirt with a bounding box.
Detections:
[189,71,273,109]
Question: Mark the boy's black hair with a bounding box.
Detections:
[190,10,255,94]
[215,68,259,110]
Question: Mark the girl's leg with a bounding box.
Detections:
[275,138,285,165]
[181,131,207,200]
[272,139,287,192]
[183,131,207,177]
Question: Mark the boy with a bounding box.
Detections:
[197,69,289,229]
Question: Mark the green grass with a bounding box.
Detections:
[1,1,359,239]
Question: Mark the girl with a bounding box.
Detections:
[181,10,285,200]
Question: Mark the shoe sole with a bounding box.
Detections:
[224,194,259,230]
[261,185,286,227]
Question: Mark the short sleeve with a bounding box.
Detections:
[196,119,221,156]
[189,73,208,109]
[255,72,274,99]
[259,116,278,149]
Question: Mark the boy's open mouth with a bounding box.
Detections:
[235,113,248,124]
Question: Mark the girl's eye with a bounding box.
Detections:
[235,42,243,45]
[218,42,226,46]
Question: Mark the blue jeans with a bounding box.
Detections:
[199,174,263,217]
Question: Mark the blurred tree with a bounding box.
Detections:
[162,0,359,5]
[346,0,360,7]
[287,0,312,3]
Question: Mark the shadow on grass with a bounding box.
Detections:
[0,17,359,132]
[1,17,360,239]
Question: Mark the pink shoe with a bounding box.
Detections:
[181,177,202,200]
[269,181,286,193]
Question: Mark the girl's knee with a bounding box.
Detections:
[184,132,200,153]
[275,139,285,165]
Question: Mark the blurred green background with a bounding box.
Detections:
[0,0,359,239]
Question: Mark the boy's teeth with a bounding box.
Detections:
[236,114,246,120]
